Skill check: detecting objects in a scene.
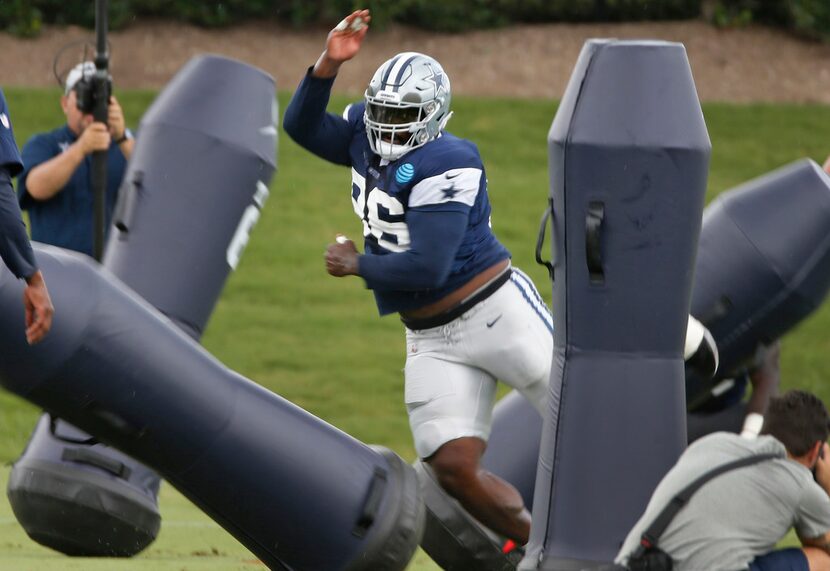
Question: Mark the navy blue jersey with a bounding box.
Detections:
[18,125,127,256]
[0,89,23,176]
[0,89,37,279]
[284,70,510,315]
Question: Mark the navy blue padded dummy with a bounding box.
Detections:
[8,55,278,557]
[7,415,162,556]
[483,391,541,511]
[687,159,830,409]
[0,246,424,571]
[479,159,830,520]
[103,54,280,337]
[520,40,710,570]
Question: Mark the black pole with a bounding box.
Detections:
[92,0,109,262]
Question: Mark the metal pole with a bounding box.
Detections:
[92,0,109,262]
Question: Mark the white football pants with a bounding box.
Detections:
[404,268,553,459]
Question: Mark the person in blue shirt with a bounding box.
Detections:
[18,62,134,257]
[0,88,53,344]
[284,9,554,546]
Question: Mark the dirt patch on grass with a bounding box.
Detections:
[1,18,829,103]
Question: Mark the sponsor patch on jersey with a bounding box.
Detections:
[0,113,9,129]
[395,163,415,184]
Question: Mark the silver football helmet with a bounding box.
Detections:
[364,52,452,161]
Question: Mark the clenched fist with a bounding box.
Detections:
[325,235,359,277]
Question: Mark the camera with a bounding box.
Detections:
[72,70,112,116]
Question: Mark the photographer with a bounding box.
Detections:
[18,61,133,256]
[616,388,830,571]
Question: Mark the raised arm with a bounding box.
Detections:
[283,10,371,166]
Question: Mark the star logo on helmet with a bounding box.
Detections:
[424,64,444,94]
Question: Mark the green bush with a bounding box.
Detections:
[0,0,42,37]
[1,0,703,37]
[789,0,830,41]
[393,0,510,33]
[393,0,702,31]
[8,0,134,30]
[130,0,277,27]
[9,0,824,39]
[713,0,830,39]
[512,0,701,22]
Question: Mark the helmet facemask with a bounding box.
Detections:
[364,53,452,161]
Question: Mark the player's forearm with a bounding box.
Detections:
[359,250,453,291]
[358,210,468,291]
[283,70,353,166]
[746,343,780,415]
[0,168,37,280]
[313,52,343,79]
[746,371,777,415]
[25,143,85,200]
[284,69,335,138]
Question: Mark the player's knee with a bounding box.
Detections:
[428,439,483,495]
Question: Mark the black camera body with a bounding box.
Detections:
[73,70,112,116]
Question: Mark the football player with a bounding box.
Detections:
[283,9,720,547]
[284,9,552,545]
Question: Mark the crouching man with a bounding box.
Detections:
[617,389,830,571]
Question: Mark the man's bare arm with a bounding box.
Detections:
[26,123,110,200]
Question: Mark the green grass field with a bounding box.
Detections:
[1,86,829,569]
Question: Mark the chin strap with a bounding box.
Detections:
[438,111,453,132]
